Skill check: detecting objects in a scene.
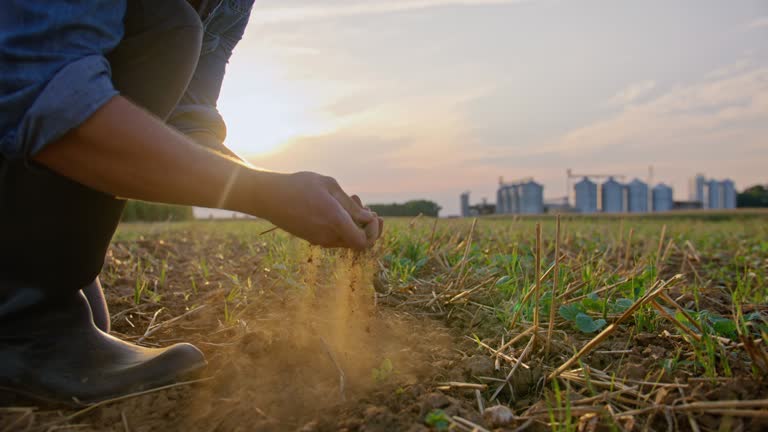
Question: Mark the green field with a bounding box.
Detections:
[7,213,767,431]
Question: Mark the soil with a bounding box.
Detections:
[2,223,767,432]
[0,231,487,432]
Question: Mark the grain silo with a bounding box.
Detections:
[720,179,736,209]
[519,180,544,214]
[707,179,721,209]
[500,186,514,214]
[627,179,649,213]
[652,183,673,212]
[508,185,521,213]
[689,174,706,204]
[574,177,598,213]
[460,192,470,217]
[601,177,625,213]
[495,188,504,214]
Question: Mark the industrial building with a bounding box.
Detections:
[574,177,598,213]
[601,177,625,213]
[460,192,495,217]
[496,178,544,214]
[689,174,736,209]
[652,183,673,212]
[460,192,470,217]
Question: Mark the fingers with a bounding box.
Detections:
[332,204,369,250]
[327,179,374,225]
[362,218,380,247]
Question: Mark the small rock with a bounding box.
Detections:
[419,392,451,415]
[298,420,320,432]
[464,354,495,377]
[483,405,515,428]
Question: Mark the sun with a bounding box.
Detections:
[216,57,335,157]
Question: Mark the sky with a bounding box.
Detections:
[214,0,768,216]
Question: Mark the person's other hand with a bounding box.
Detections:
[259,171,381,250]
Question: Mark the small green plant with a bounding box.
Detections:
[372,358,394,383]
[559,304,607,333]
[424,409,450,431]
[158,259,168,289]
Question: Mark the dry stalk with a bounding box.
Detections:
[548,274,684,380]
[137,308,164,344]
[138,304,207,343]
[452,218,478,287]
[452,415,491,432]
[491,335,535,401]
[654,224,667,275]
[469,336,529,368]
[532,223,542,348]
[623,228,634,269]
[437,382,488,390]
[318,335,346,402]
[496,326,537,353]
[658,292,704,334]
[509,262,557,329]
[675,379,700,432]
[426,217,439,254]
[60,377,214,423]
[546,216,561,355]
[475,389,485,413]
[650,300,702,342]
[121,410,131,432]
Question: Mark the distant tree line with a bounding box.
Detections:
[121,200,194,222]
[368,200,441,217]
[737,185,768,208]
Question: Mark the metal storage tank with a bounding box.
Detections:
[707,179,721,209]
[519,180,544,214]
[652,183,673,212]
[495,188,504,214]
[627,179,649,213]
[507,185,520,214]
[460,192,470,217]
[601,177,624,213]
[689,174,706,204]
[574,177,598,213]
[720,179,736,209]
[501,186,513,213]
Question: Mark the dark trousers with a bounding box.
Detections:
[0,0,203,318]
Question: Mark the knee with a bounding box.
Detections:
[125,0,204,50]
[164,0,204,46]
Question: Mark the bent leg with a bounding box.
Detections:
[0,0,207,404]
[81,0,204,328]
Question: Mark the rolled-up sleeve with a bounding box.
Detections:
[0,1,126,160]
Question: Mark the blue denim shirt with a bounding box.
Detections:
[0,0,253,160]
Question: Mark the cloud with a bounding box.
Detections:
[549,64,768,155]
[746,16,768,30]
[606,80,656,107]
[254,0,528,24]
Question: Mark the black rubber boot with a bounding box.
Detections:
[82,277,110,333]
[0,160,206,405]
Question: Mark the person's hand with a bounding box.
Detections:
[258,171,383,250]
[350,194,384,246]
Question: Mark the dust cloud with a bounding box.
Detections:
[183,247,453,431]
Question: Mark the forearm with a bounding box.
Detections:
[33,95,274,216]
